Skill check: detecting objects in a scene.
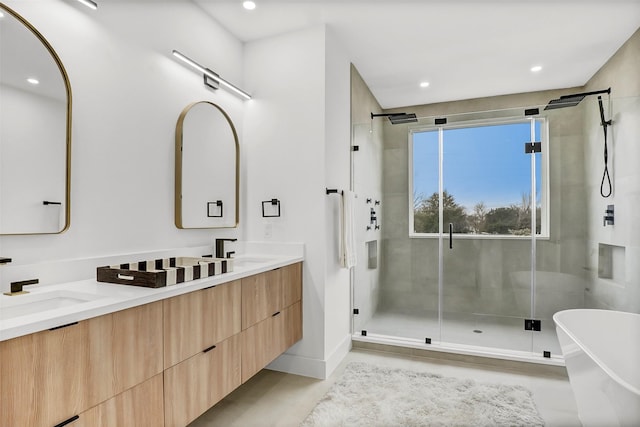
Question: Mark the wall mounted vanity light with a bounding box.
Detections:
[172,50,252,100]
[76,0,98,10]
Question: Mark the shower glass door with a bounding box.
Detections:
[531,102,587,358]
[352,120,440,343]
[429,120,541,353]
[351,122,384,338]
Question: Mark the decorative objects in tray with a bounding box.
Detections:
[97,256,234,288]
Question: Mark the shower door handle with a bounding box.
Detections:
[449,223,453,249]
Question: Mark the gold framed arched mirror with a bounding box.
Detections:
[0,3,72,234]
[175,101,239,229]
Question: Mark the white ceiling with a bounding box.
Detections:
[195,0,640,109]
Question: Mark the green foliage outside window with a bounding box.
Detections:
[414,191,540,235]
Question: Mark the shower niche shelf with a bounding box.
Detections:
[366,240,378,269]
[598,244,625,282]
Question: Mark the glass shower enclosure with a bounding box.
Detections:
[351,98,604,362]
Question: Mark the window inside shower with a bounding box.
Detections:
[409,119,548,238]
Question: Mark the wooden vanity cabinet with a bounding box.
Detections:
[163,279,241,369]
[241,301,302,382]
[0,262,302,427]
[241,262,302,329]
[112,301,164,392]
[162,279,243,427]
[281,261,302,308]
[0,317,90,427]
[76,374,164,427]
[0,301,163,427]
[280,300,303,352]
[241,268,281,329]
[241,262,303,382]
[164,334,241,427]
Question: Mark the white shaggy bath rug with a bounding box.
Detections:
[301,362,545,427]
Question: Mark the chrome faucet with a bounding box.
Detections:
[215,238,237,259]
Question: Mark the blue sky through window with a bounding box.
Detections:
[412,121,542,213]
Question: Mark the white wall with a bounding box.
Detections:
[243,25,352,379]
[0,0,245,283]
[322,28,352,375]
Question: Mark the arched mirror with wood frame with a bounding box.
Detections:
[175,101,239,229]
[0,3,72,235]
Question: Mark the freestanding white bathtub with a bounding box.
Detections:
[553,309,640,427]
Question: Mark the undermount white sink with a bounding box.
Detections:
[0,289,105,321]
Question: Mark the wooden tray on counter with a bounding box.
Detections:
[97,257,234,288]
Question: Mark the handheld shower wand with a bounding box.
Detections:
[598,96,612,198]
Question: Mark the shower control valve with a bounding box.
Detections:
[603,205,614,226]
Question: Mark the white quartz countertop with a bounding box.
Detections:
[0,253,303,342]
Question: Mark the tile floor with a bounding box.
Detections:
[189,347,581,427]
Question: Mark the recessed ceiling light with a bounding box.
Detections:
[530,65,543,73]
[420,81,430,88]
[243,1,256,10]
[27,78,40,85]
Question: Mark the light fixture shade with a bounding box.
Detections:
[172,50,252,100]
[172,50,206,74]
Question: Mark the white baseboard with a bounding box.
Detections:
[266,353,327,379]
[267,334,352,380]
[324,334,352,377]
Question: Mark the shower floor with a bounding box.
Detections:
[359,309,561,358]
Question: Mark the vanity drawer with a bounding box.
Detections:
[241,301,302,383]
[75,374,164,427]
[164,334,241,427]
[163,279,241,368]
[240,262,302,330]
[0,302,163,427]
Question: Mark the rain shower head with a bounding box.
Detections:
[370,112,418,125]
[544,88,611,110]
[389,113,417,124]
[544,94,586,110]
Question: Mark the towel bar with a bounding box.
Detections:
[326,188,343,195]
